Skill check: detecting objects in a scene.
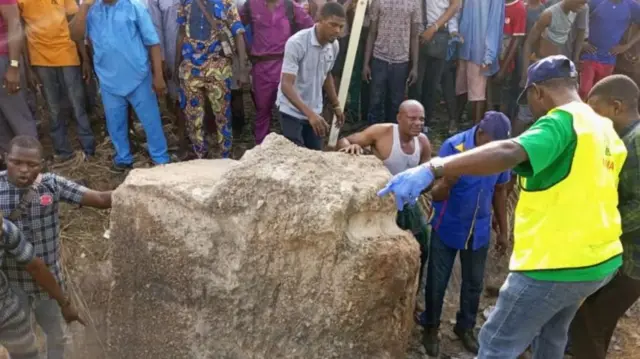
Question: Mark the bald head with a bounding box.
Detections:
[397,100,425,137]
[399,100,424,114]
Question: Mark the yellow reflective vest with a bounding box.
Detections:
[511,102,626,271]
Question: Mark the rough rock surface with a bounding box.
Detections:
[105,134,420,359]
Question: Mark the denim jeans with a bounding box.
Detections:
[35,66,95,158]
[412,43,446,123]
[368,58,409,124]
[478,272,615,359]
[421,229,489,331]
[278,111,323,150]
[12,286,67,359]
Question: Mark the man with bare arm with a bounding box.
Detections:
[336,99,432,309]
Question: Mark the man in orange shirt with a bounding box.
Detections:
[19,0,95,162]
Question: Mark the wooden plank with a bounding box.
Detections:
[327,0,369,148]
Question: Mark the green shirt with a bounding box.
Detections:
[512,108,622,282]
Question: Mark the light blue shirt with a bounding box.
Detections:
[87,0,160,96]
[457,0,504,76]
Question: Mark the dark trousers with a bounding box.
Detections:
[368,58,409,124]
[569,271,640,359]
[230,88,245,135]
[441,60,458,123]
[0,56,37,154]
[35,66,95,158]
[422,229,489,330]
[396,205,431,287]
[278,111,322,150]
[411,44,446,123]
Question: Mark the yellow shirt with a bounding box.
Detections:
[19,0,80,66]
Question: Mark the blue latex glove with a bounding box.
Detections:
[377,165,435,210]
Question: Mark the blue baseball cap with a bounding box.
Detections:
[478,111,511,140]
[517,55,578,104]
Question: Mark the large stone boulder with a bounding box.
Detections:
[106,134,420,359]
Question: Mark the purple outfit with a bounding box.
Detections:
[241,0,313,144]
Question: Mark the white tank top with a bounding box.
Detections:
[382,125,422,175]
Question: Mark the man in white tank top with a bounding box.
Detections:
[335,99,432,317]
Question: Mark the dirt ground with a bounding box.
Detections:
[2,92,638,358]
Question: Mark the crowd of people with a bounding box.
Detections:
[0,0,639,358]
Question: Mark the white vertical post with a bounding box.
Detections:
[327,0,369,148]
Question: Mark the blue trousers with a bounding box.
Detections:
[421,229,488,331]
[478,272,613,359]
[101,74,170,165]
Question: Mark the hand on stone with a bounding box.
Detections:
[339,144,363,155]
[377,165,434,210]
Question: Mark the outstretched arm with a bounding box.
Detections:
[436,140,527,178]
[336,124,389,151]
[379,112,575,210]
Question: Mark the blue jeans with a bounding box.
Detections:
[368,58,409,124]
[12,286,66,359]
[478,272,614,359]
[35,66,95,158]
[421,229,488,330]
[101,73,170,165]
[278,111,322,150]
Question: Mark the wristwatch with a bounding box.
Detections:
[9,60,19,68]
[428,157,445,179]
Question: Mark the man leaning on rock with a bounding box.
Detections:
[336,99,432,318]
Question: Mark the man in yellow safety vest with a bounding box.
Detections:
[378,55,627,358]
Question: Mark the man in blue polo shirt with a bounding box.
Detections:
[419,111,511,357]
[579,0,640,98]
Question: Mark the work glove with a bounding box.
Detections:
[377,165,435,211]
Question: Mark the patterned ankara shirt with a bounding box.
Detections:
[369,0,421,63]
[177,0,245,67]
[0,172,87,299]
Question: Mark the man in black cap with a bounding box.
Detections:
[377,55,627,358]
